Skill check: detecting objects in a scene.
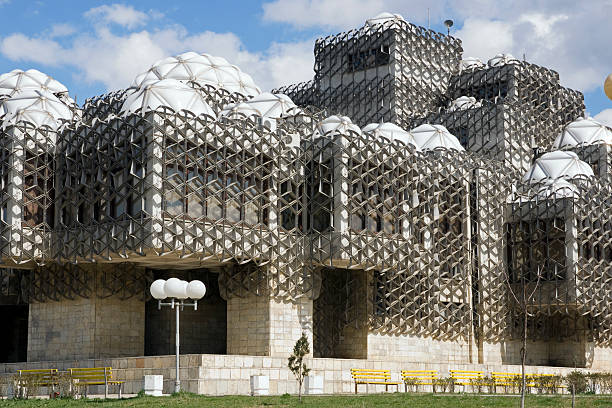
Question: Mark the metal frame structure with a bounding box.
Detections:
[0,13,611,364]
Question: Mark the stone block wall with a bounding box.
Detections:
[27,295,144,361]
[1,353,606,396]
[367,333,475,363]
[482,340,591,367]
[227,295,312,357]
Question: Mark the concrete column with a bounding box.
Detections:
[227,295,313,357]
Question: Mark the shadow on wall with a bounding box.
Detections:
[0,305,28,363]
[144,268,227,356]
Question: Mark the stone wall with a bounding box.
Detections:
[368,333,475,363]
[227,295,312,357]
[482,340,592,367]
[27,295,144,361]
[0,353,605,396]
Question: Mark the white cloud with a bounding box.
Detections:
[0,24,314,93]
[594,109,612,128]
[261,0,612,93]
[84,4,149,29]
[49,23,76,38]
[1,34,65,66]
[454,18,513,60]
[263,0,385,30]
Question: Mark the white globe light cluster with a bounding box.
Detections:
[150,278,206,300]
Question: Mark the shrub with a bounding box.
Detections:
[403,377,420,393]
[433,377,455,393]
[565,371,588,394]
[0,375,9,399]
[57,372,78,399]
[599,372,612,394]
[12,374,40,399]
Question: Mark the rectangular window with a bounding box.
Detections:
[347,45,390,73]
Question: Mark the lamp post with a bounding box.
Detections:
[150,278,206,393]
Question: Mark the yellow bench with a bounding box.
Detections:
[68,367,124,398]
[17,369,59,396]
[449,369,484,386]
[351,369,401,394]
[492,372,521,389]
[400,370,438,392]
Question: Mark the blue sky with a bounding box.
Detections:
[0,0,610,122]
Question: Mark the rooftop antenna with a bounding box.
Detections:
[444,19,454,36]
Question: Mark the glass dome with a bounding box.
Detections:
[410,124,465,151]
[535,179,579,199]
[488,53,520,67]
[220,92,299,119]
[362,122,419,150]
[0,89,73,130]
[365,12,405,27]
[448,96,482,112]
[132,52,261,97]
[553,117,612,148]
[0,69,69,99]
[460,57,485,71]
[120,79,216,117]
[522,151,594,183]
[314,115,361,137]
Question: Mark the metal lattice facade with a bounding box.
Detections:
[1,12,611,364]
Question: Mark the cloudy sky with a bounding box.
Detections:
[0,0,611,124]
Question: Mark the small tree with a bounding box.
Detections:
[288,332,311,402]
[504,265,543,408]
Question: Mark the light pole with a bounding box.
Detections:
[150,278,206,393]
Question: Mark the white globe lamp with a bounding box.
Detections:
[150,279,167,300]
[186,280,206,299]
[165,278,188,299]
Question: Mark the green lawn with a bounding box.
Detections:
[1,393,612,408]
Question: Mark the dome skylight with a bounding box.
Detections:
[362,122,419,149]
[460,57,485,71]
[410,124,465,151]
[488,53,520,67]
[553,117,612,148]
[132,52,261,97]
[314,115,361,137]
[0,69,69,99]
[120,79,216,117]
[448,96,482,112]
[220,92,299,119]
[365,12,405,27]
[0,89,73,130]
[522,151,594,183]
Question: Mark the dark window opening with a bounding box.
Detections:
[347,45,390,73]
[507,217,567,282]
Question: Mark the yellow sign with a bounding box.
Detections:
[606,74,612,101]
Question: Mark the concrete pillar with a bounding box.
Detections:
[227,294,313,357]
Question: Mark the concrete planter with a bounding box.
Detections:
[250,375,269,396]
[305,375,324,394]
[144,375,163,396]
